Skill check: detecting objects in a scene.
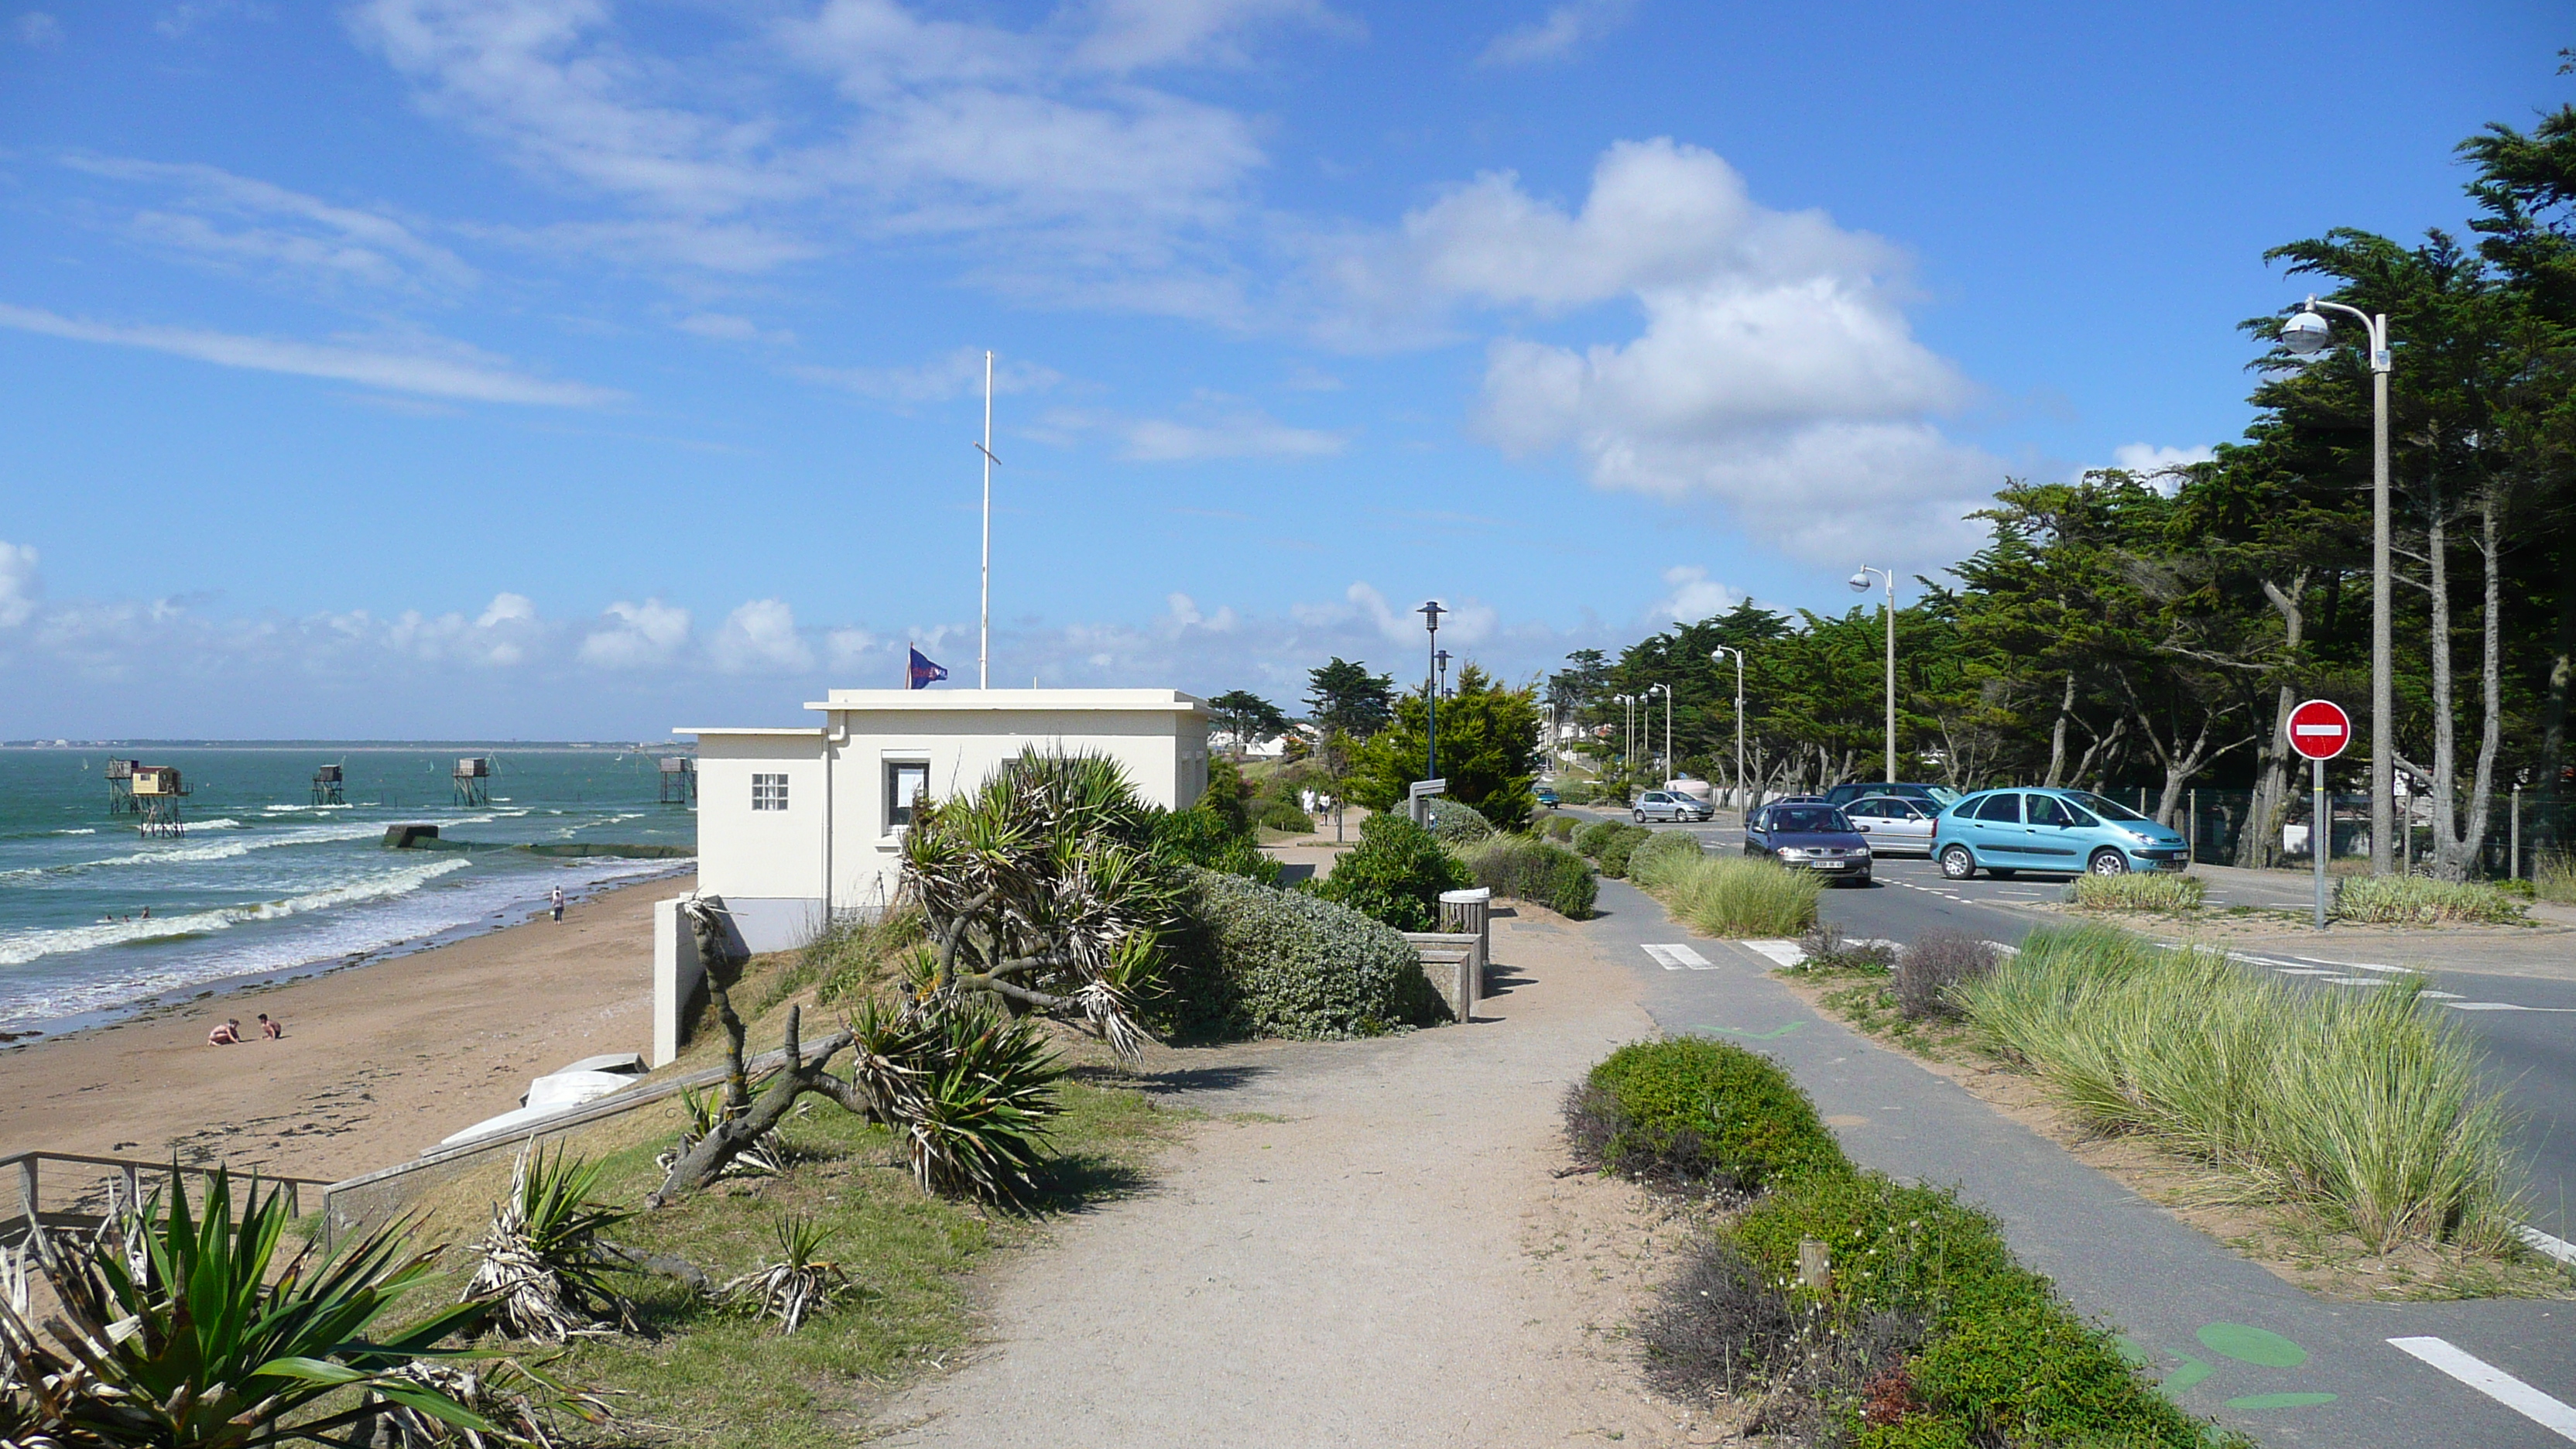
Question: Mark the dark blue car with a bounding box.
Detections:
[1744,802,1873,886]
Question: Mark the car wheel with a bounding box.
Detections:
[1632,810,1646,824]
[2089,849,2130,876]
[1852,872,1872,887]
[1939,844,1975,880]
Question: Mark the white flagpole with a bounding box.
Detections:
[978,349,993,690]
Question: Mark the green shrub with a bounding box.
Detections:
[1460,836,1597,919]
[2333,874,2529,924]
[1197,755,1252,837]
[1255,797,1317,834]
[1535,811,1577,841]
[1168,866,1447,1040]
[1626,829,1704,889]
[1565,1037,1848,1194]
[1420,796,1496,843]
[2068,872,2207,913]
[1311,812,1471,931]
[1648,855,1821,937]
[1151,806,1280,886]
[1891,931,1999,1021]
[1571,819,1653,877]
[1958,923,2520,1252]
[2536,851,2576,906]
[1574,817,1625,856]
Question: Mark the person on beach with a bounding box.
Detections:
[550,885,565,923]
[258,1012,283,1040]
[207,1019,242,1046]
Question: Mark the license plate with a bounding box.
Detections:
[1812,860,1847,869]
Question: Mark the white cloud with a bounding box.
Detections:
[677,312,795,345]
[2111,442,2214,491]
[1647,566,1740,625]
[1162,591,1239,634]
[0,302,622,406]
[0,541,40,628]
[382,591,544,666]
[16,11,63,46]
[1476,0,1632,67]
[711,598,816,673]
[577,597,690,668]
[1037,392,1342,461]
[794,346,1063,404]
[1324,138,1998,570]
[67,156,478,295]
[826,626,883,673]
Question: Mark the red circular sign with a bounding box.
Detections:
[2288,698,2352,761]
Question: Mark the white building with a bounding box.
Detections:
[676,687,1212,954]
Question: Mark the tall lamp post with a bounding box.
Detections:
[2280,296,2394,875]
[1849,567,1897,785]
[1418,601,1446,781]
[1711,646,1745,810]
[1435,648,1451,700]
[1649,682,1673,784]
[1614,694,1635,788]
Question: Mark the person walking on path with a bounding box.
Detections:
[550,885,565,923]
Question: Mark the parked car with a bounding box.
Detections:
[1533,786,1560,807]
[1842,793,1937,855]
[1823,781,1963,810]
[1932,788,2190,880]
[1743,802,1872,885]
[1632,789,1713,823]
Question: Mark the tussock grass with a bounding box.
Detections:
[2068,872,2207,913]
[2536,851,2576,906]
[1958,923,2522,1254]
[1644,855,1821,938]
[2334,874,2529,924]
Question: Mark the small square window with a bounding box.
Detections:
[751,772,790,812]
[886,762,929,831]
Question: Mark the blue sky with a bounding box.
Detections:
[0,0,2561,738]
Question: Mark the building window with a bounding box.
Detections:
[886,761,930,831]
[751,773,790,812]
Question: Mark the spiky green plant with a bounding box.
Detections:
[465,1145,636,1343]
[1643,855,1820,937]
[845,995,1063,1206]
[2069,872,2207,913]
[717,1216,855,1335]
[899,748,1181,1057]
[0,1167,508,1449]
[2332,875,2528,925]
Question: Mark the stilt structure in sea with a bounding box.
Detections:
[104,758,140,816]
[453,755,492,807]
[658,755,696,805]
[132,765,187,838]
[311,763,345,806]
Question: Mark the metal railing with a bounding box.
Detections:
[1,1151,336,1245]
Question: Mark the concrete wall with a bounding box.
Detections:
[650,896,702,1067]
[692,730,827,904]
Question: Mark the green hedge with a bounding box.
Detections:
[1574,818,1653,878]
[1254,798,1317,834]
[1311,812,1471,931]
[1460,836,1598,920]
[1151,805,1279,886]
[1626,829,1704,888]
[1420,797,1497,843]
[1167,866,1447,1040]
[1567,1038,1846,1194]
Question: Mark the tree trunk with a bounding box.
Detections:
[2235,572,2310,869]
[646,1005,864,1208]
[2431,487,2505,880]
[2537,557,2575,857]
[2422,492,2465,880]
[2044,673,2075,788]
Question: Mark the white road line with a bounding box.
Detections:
[2517,1224,2576,1266]
[1742,939,1807,968]
[1642,943,1715,971]
[2445,1002,2576,1012]
[2387,1336,2576,1441]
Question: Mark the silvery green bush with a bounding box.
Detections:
[1166,866,1447,1040]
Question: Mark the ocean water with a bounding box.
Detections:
[0,745,696,1034]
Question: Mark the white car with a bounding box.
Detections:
[1843,794,1937,855]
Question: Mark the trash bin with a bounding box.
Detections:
[1438,887,1492,1002]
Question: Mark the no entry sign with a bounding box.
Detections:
[2289,698,2352,762]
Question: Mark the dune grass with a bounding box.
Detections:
[1957,923,2522,1254]
[2068,872,2206,913]
[2332,874,2529,925]
[2536,851,2576,906]
[1640,855,1820,938]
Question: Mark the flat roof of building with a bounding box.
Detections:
[801,688,1207,714]
[671,726,826,737]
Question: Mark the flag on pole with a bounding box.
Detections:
[907,646,949,690]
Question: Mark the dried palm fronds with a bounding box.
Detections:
[360,1355,611,1449]
[654,1088,789,1180]
[716,1217,855,1335]
[465,1146,635,1344]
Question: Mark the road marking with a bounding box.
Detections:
[1742,939,1806,967]
[1642,943,1714,971]
[2517,1224,2576,1266]
[2387,1336,2576,1441]
[2445,1002,2576,1012]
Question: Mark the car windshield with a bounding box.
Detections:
[2063,790,2151,824]
[1924,786,1962,805]
[1769,807,1848,834]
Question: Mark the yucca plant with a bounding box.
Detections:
[0,1167,507,1449]
[465,1145,635,1344]
[717,1216,854,1335]
[359,1355,609,1449]
[654,1087,789,1180]
[845,995,1063,1205]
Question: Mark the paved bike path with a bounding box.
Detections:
[1587,877,2576,1449]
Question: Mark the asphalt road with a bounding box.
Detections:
[1648,814,2576,1246]
[1580,857,2576,1448]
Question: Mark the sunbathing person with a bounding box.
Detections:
[207,1019,243,1046]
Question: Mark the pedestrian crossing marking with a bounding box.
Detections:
[1643,943,1714,971]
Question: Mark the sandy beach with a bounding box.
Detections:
[0,873,690,1185]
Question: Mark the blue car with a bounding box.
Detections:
[1933,788,2191,881]
[1745,801,1873,886]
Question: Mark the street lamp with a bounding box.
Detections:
[1434,648,1451,701]
[1711,646,1745,811]
[2280,294,2395,875]
[1649,682,1673,785]
[1850,567,1897,785]
[1417,601,1445,782]
[1614,694,1635,786]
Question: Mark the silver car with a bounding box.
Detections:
[1843,794,1937,855]
[1632,790,1714,823]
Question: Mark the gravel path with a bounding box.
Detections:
[870,907,1732,1448]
